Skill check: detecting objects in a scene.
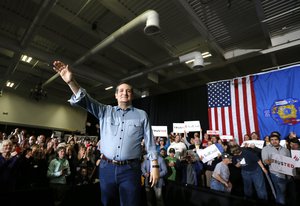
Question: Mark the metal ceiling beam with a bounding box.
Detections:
[0,5,129,76]
[42,10,160,87]
[176,0,226,60]
[0,35,116,86]
[52,4,153,67]
[1,0,57,91]
[253,0,272,47]
[98,0,175,58]
[160,38,300,84]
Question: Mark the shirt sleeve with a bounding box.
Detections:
[68,88,85,104]
[143,112,158,161]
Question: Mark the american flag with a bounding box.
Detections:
[207,76,259,144]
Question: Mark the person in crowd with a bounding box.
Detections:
[250,132,260,140]
[261,132,291,205]
[180,150,203,186]
[28,135,37,147]
[285,131,297,149]
[72,144,94,182]
[201,132,210,148]
[289,137,300,150]
[47,145,71,206]
[165,148,180,182]
[202,140,222,188]
[16,147,33,189]
[263,135,270,146]
[142,154,168,206]
[243,133,251,141]
[160,148,167,158]
[210,153,232,193]
[30,144,49,188]
[52,60,159,206]
[156,137,169,153]
[183,132,201,151]
[231,145,268,201]
[75,166,91,185]
[167,134,187,160]
[211,135,224,153]
[0,139,20,192]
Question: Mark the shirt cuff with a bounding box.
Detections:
[147,151,158,161]
[68,88,85,104]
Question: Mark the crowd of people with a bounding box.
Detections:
[1,127,299,206]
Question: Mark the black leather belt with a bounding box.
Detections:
[100,154,138,166]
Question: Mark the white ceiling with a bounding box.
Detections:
[0,0,300,103]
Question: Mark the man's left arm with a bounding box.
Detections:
[142,111,159,187]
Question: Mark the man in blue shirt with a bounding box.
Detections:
[53,61,159,206]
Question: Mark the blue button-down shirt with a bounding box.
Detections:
[69,88,157,161]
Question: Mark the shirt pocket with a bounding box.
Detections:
[107,120,120,136]
[127,120,142,137]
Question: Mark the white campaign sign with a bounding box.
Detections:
[270,154,296,176]
[173,123,185,133]
[241,140,264,149]
[196,144,221,163]
[184,121,201,132]
[151,126,168,137]
[206,130,220,135]
[291,150,300,167]
[220,135,233,140]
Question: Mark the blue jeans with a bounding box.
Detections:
[210,178,226,192]
[270,173,287,205]
[241,167,268,200]
[99,160,141,206]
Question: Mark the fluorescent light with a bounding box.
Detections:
[184,52,211,64]
[20,54,33,63]
[185,59,194,64]
[203,53,212,58]
[141,94,147,98]
[105,86,113,90]
[26,57,32,63]
[21,55,27,61]
[6,81,14,88]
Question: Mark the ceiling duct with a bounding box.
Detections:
[179,51,204,70]
[42,10,160,87]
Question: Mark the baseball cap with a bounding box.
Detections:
[169,148,175,154]
[222,153,232,159]
[270,131,281,140]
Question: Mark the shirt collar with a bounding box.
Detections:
[116,105,134,111]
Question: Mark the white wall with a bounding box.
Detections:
[0,91,87,132]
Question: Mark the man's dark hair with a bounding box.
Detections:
[115,82,133,93]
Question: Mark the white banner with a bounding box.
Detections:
[270,154,296,176]
[151,126,168,137]
[280,140,287,148]
[206,130,220,135]
[291,150,300,167]
[184,120,201,132]
[173,123,185,133]
[196,144,221,163]
[241,140,264,149]
[220,135,233,140]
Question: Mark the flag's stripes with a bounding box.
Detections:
[208,76,259,144]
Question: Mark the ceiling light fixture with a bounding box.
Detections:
[105,86,113,90]
[179,51,204,70]
[21,54,33,63]
[141,90,149,98]
[6,81,15,88]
